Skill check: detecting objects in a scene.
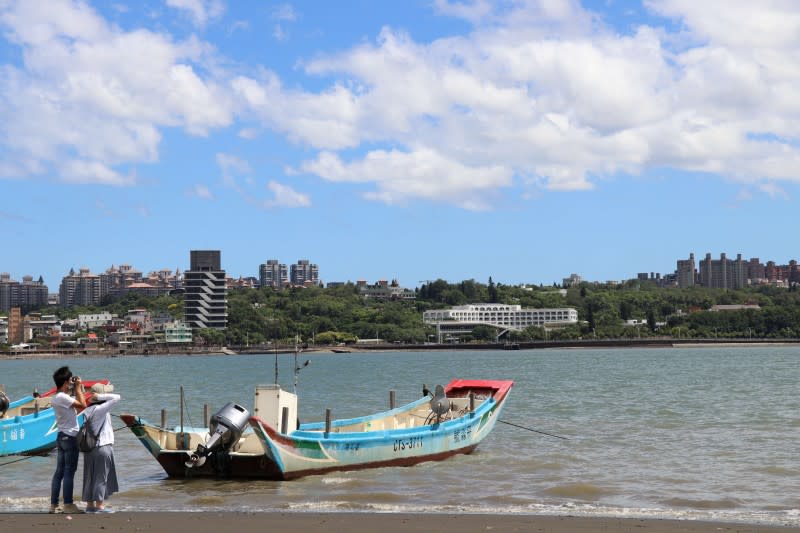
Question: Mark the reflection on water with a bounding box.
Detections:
[1,347,800,525]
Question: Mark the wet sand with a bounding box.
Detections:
[0,512,795,533]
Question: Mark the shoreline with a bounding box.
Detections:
[3,338,800,360]
[0,512,796,533]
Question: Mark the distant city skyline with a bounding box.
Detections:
[2,2,799,293]
[1,248,799,293]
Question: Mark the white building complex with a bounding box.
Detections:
[423,304,579,342]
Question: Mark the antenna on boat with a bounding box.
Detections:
[274,337,279,385]
[293,334,310,394]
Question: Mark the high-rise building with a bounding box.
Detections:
[698,253,747,289]
[290,259,319,286]
[20,276,48,310]
[676,254,696,288]
[766,259,800,285]
[0,273,17,312]
[59,268,101,307]
[99,264,144,298]
[747,258,766,283]
[0,273,48,312]
[7,307,23,345]
[184,250,227,330]
[259,259,288,289]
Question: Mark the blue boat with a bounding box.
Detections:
[249,379,514,480]
[0,380,110,456]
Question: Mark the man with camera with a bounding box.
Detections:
[49,366,87,514]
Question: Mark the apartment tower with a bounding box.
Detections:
[259,259,288,289]
[676,254,696,289]
[290,259,319,286]
[59,268,101,307]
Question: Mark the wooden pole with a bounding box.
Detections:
[180,386,184,434]
[281,406,289,434]
[389,390,396,409]
[204,404,210,428]
[161,409,167,429]
[324,408,332,437]
[469,392,475,417]
[179,386,185,448]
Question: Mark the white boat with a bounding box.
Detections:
[122,379,513,480]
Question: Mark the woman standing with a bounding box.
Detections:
[81,383,121,513]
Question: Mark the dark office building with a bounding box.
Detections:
[184,250,227,330]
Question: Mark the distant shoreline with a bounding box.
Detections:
[2,338,799,361]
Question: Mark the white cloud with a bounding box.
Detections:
[0,0,232,185]
[272,4,297,22]
[190,184,215,199]
[247,0,800,203]
[264,181,310,208]
[216,152,251,192]
[4,0,800,207]
[646,0,800,49]
[166,0,225,28]
[215,153,309,208]
[60,159,133,186]
[757,182,789,199]
[432,0,494,24]
[273,24,288,42]
[216,152,251,175]
[237,128,259,139]
[301,148,512,210]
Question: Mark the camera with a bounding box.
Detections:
[70,376,78,383]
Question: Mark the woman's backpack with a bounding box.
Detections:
[77,409,101,452]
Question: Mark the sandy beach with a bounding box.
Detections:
[1,512,796,533]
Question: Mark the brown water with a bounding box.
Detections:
[1,347,799,526]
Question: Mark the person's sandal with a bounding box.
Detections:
[62,503,85,514]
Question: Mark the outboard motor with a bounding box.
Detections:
[429,384,449,422]
[186,402,250,468]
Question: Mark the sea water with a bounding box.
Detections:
[1,346,799,526]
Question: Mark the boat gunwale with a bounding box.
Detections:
[251,378,513,446]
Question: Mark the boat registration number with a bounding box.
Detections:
[393,436,423,452]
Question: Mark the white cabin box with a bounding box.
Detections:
[253,385,297,434]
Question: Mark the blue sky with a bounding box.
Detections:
[1,0,799,290]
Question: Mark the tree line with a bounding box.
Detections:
[9,278,800,347]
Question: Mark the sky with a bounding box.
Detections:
[1,0,799,290]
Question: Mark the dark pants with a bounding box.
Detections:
[50,432,79,505]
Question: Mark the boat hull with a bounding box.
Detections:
[121,379,513,480]
[0,398,59,456]
[0,380,111,457]
[119,414,281,479]
[250,379,513,480]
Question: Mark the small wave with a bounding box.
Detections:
[754,465,797,477]
[188,496,227,505]
[663,497,744,509]
[543,482,611,499]
[321,477,355,486]
[0,496,49,512]
[269,500,800,527]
